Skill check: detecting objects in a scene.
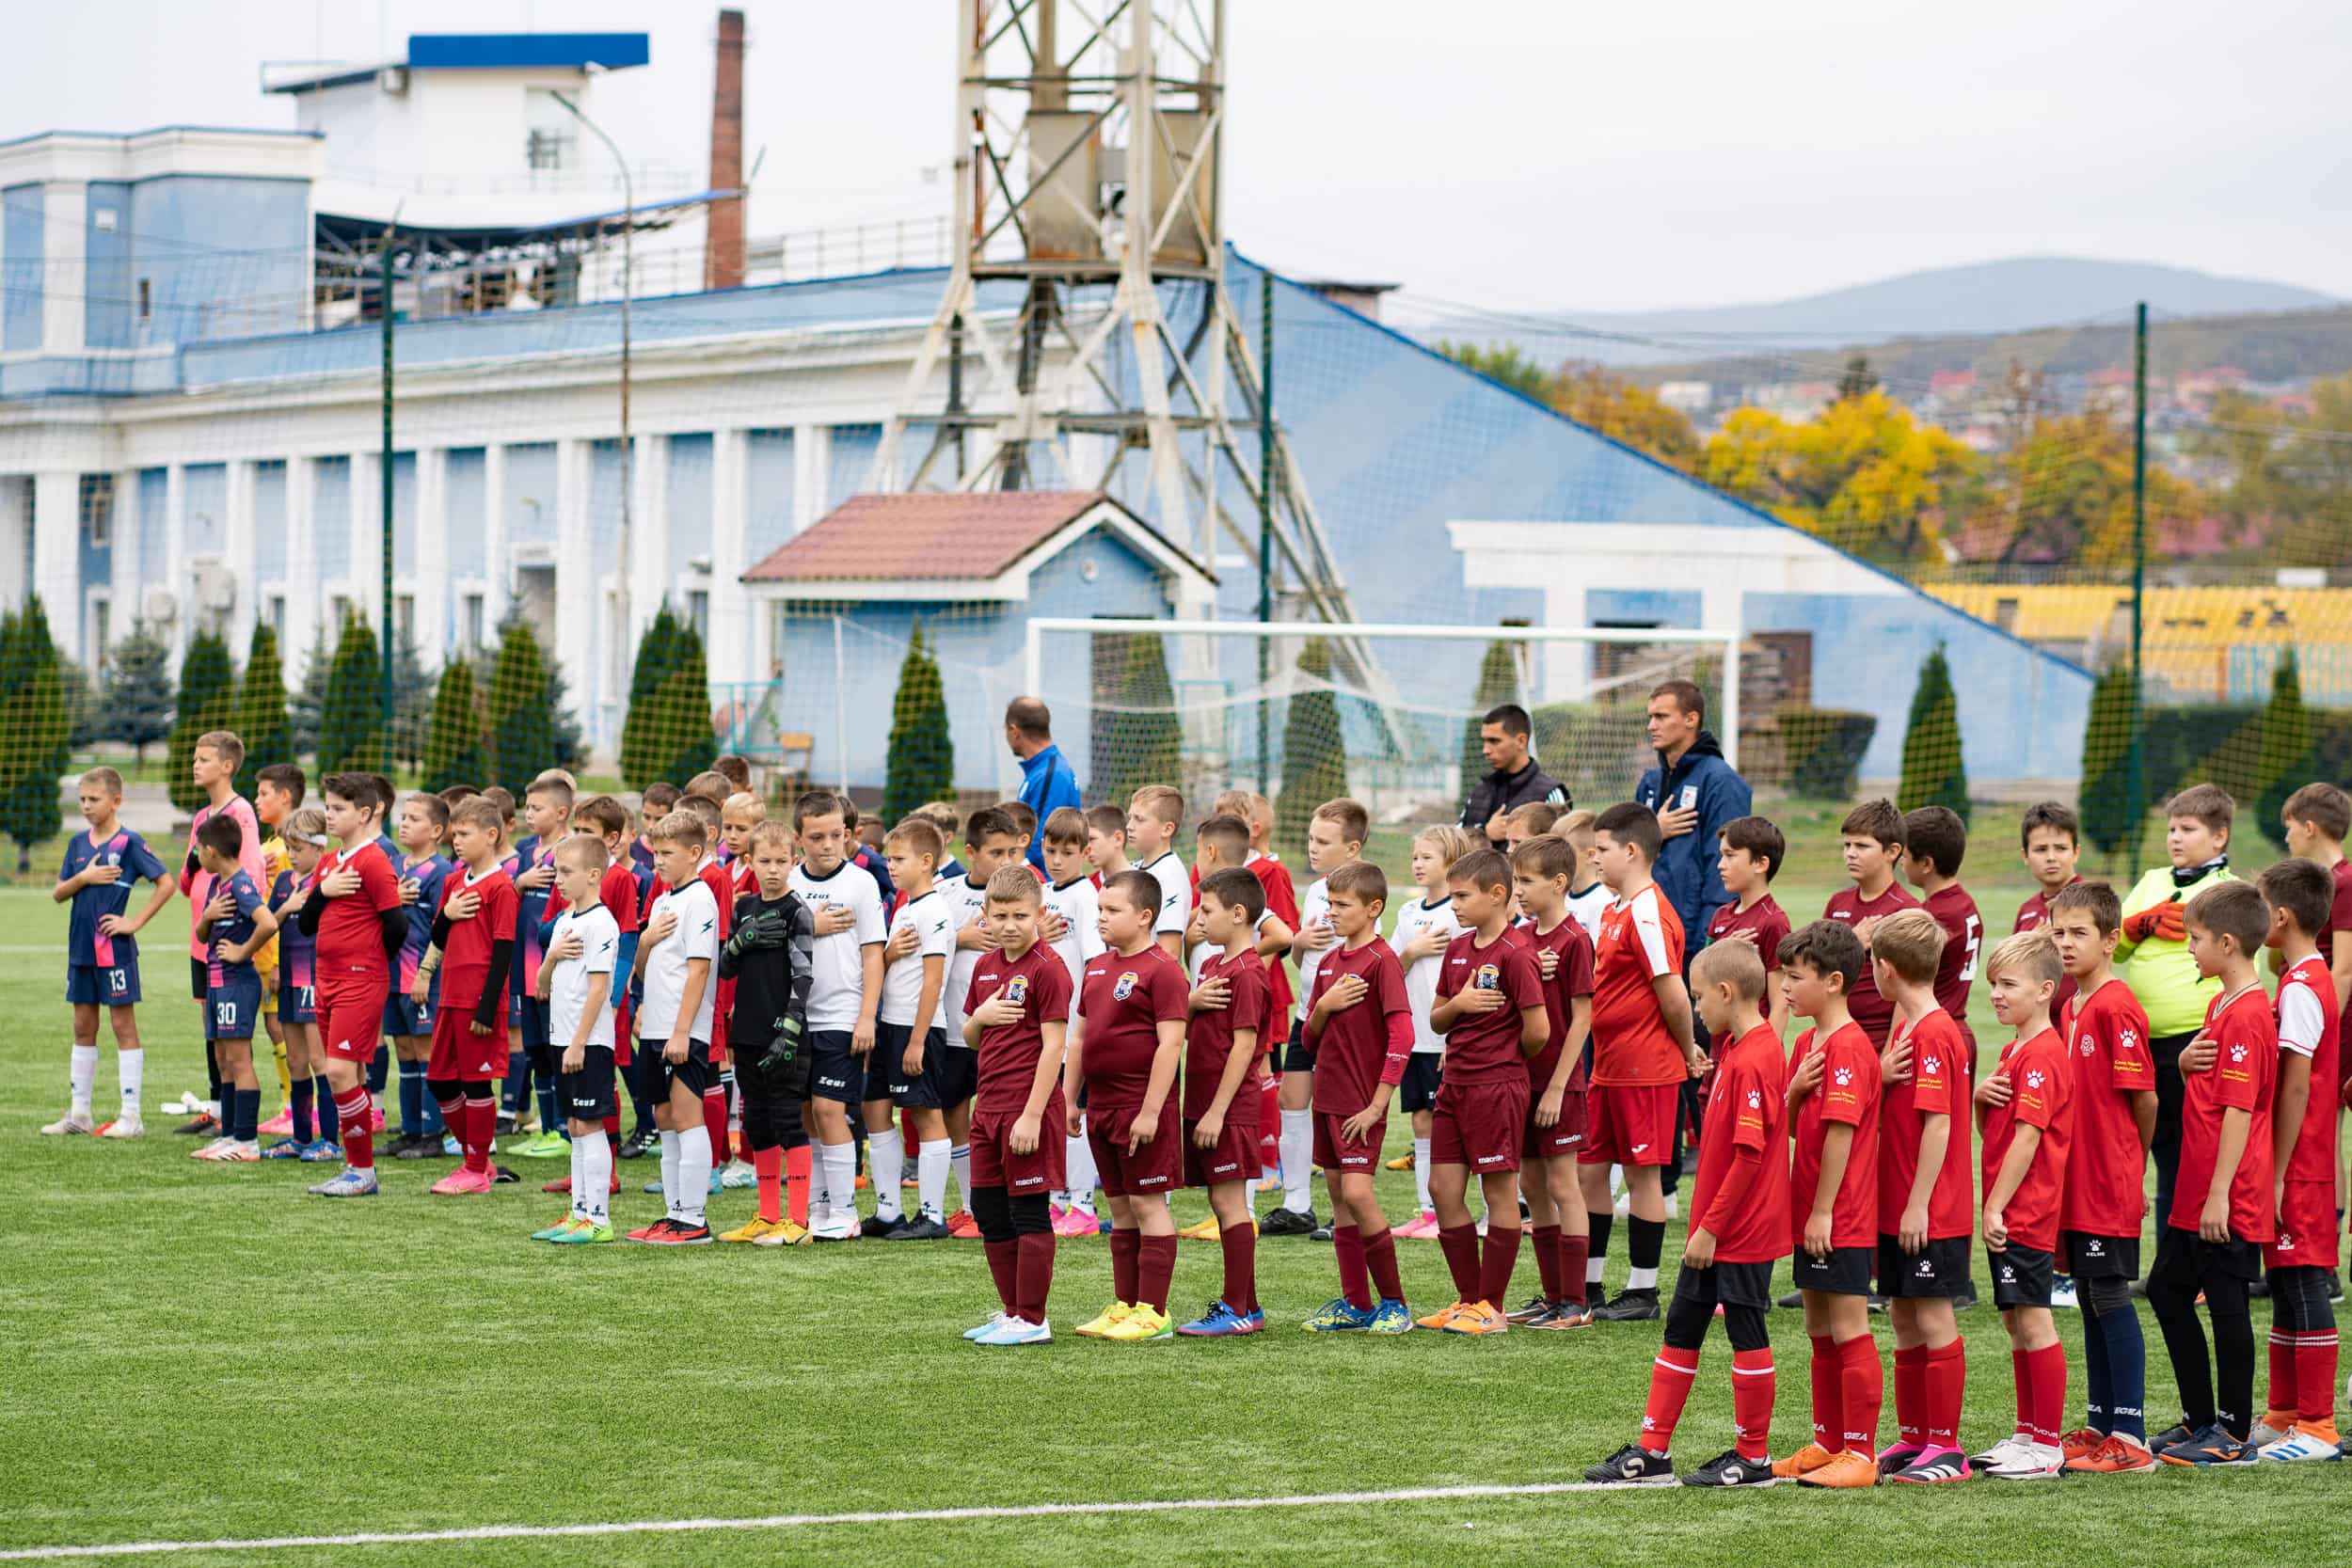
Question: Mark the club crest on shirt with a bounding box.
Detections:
[1473,962,1501,990]
[1113,971,1139,1001]
[1006,975,1029,1005]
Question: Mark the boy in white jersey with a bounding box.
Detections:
[1040,807,1105,1235]
[534,837,621,1243]
[785,791,885,1241]
[1125,785,1191,961]
[1390,824,1476,1237]
[867,816,959,1240]
[628,813,723,1244]
[933,806,1029,1235]
[1268,797,1370,1237]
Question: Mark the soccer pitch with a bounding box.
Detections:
[0,879,2340,1568]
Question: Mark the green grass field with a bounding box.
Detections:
[3,802,2344,1565]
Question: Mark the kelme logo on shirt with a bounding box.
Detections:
[1113,971,1138,1001]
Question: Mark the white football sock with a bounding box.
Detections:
[660,1130,682,1221]
[917,1138,952,1221]
[949,1143,971,1212]
[1279,1108,1311,1211]
[676,1125,712,1227]
[569,1136,586,1220]
[821,1141,857,1227]
[118,1047,143,1117]
[1412,1135,1433,1214]
[1065,1122,1097,1212]
[1587,1256,1608,1287]
[69,1045,98,1115]
[578,1131,612,1222]
[868,1126,905,1221]
[1628,1264,1659,1291]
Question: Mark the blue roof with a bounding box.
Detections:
[406,34,648,71]
[0,125,321,150]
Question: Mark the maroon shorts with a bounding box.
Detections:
[1312,1109,1388,1173]
[2267,1180,2341,1270]
[971,1097,1069,1197]
[1579,1082,1677,1166]
[1183,1115,1262,1188]
[1087,1101,1182,1196]
[316,975,389,1064]
[1523,1085,1588,1160]
[1430,1076,1530,1175]
[427,1006,508,1080]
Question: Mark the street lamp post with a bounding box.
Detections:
[552,88,633,710]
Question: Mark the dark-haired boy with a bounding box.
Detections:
[2012,801,2086,1016]
[787,791,886,1240]
[869,816,957,1240]
[1709,815,1790,1038]
[191,816,278,1161]
[1178,867,1274,1336]
[1900,806,1982,1065]
[1272,798,1370,1237]
[2278,782,2352,1018]
[1510,834,1597,1328]
[389,793,453,1159]
[420,798,517,1195]
[45,768,173,1139]
[1822,800,1918,1048]
[298,774,406,1196]
[935,806,1029,1235]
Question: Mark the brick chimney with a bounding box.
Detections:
[704,8,746,291]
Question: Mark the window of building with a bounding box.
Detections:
[330,594,351,630]
[689,589,708,641]
[79,473,114,549]
[524,89,576,172]
[90,597,109,665]
[268,595,286,640]
[395,594,415,645]
[464,594,485,654]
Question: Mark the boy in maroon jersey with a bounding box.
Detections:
[2043,881,2158,1473]
[297,774,407,1197]
[1899,807,1982,1066]
[1177,867,1273,1336]
[2278,783,2352,1021]
[1508,835,1596,1329]
[1585,939,1785,1488]
[1066,870,1190,1341]
[1772,920,1883,1489]
[1970,929,2074,1480]
[419,799,517,1195]
[2249,859,2341,1460]
[1420,848,1549,1337]
[1821,800,1918,1046]
[961,865,1075,1346]
[1866,910,1975,1484]
[546,798,648,1171]
[2011,802,2085,1015]
[1709,815,1791,1038]
[1299,861,1417,1334]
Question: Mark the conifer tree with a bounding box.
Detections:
[484,617,558,797]
[1897,643,1969,825]
[421,659,492,794]
[2076,658,2137,863]
[100,621,174,768]
[316,614,384,775]
[167,629,236,812]
[231,622,291,795]
[882,623,954,824]
[2255,651,2312,850]
[0,597,71,872]
[1276,637,1349,847]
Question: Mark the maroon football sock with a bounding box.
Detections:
[1137,1234,1177,1313]
[1334,1224,1372,1311]
[1531,1223,1562,1304]
[1557,1232,1589,1308]
[1220,1221,1258,1313]
[1016,1230,1056,1323]
[1110,1226,1142,1305]
[1477,1225,1520,1311]
[1362,1226,1403,1305]
[984,1239,1019,1314]
[1437,1223,1481,1302]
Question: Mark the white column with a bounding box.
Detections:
[348,451,376,632]
[416,446,449,660]
[163,465,187,661]
[285,456,318,666]
[0,477,29,609]
[32,470,81,657]
[222,458,257,654]
[482,443,510,634]
[553,437,595,739]
[1541,580,1590,704]
[708,429,752,684]
[793,423,828,534]
[106,467,133,662]
[42,182,86,353]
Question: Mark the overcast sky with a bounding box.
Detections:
[8,0,2348,314]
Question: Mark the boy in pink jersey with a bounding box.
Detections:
[174,732,264,1135]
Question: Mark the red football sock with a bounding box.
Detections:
[1437,1224,1482,1303]
[1924,1338,1965,1449]
[336,1086,374,1169]
[2026,1342,2067,1446]
[1478,1225,1520,1311]
[1641,1347,1699,1452]
[1334,1225,1372,1311]
[1016,1230,1056,1323]
[1558,1232,1590,1308]
[431,1087,465,1152]
[754,1146,783,1225]
[785,1145,812,1227]
[983,1238,1018,1314]
[1362,1226,1402,1305]
[1110,1226,1142,1305]
[1893,1344,1927,1449]
[2267,1328,2296,1423]
[1731,1348,1777,1461]
[1531,1224,1563,1304]
[1220,1221,1259,1314]
[1837,1335,1883,1453]
[1807,1335,1842,1451]
[701,1086,729,1165]
[467,1091,497,1174]
[2297,1329,2341,1427]
[1137,1234,1177,1313]
[602,1112,620,1143]
[2011,1348,2032,1436]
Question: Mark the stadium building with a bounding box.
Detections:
[0,28,2089,794]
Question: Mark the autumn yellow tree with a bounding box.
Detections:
[1984,405,2202,566]
[1697,389,1978,562]
[1548,364,1702,469]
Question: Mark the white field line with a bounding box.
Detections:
[0,1483,1645,1560]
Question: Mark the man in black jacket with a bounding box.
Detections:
[1460,704,1568,844]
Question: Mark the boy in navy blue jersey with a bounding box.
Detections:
[191,816,278,1160]
[44,768,175,1139]
[263,809,339,1160]
[389,794,452,1158]
[504,778,571,1153]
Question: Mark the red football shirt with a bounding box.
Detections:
[2328,860,2352,970]
[967,941,1074,1116]
[1980,1025,2073,1252]
[1521,915,1596,1094]
[1243,855,1301,1034]
[2171,985,2277,1240]
[1708,894,1790,973]
[699,859,738,1059]
[2274,955,2340,1189]
[1876,1008,1974,1238]
[1822,881,1920,1044]
[1787,1022,1882,1249]
[1592,883,1687,1086]
[2058,978,2153,1238]
[1184,949,1270,1120]
[1305,938,1413,1118]
[1434,926,1546,1085]
[1921,883,1983,1028]
[1694,1023,1791,1264]
[434,864,516,1011]
[312,841,400,983]
[1077,944,1189,1110]
[2013,877,2085,1015]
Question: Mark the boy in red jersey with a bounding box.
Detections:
[1771,920,1883,1489]
[961,865,1075,1345]
[1822,800,1918,1047]
[1970,929,2074,1481]
[1508,834,1597,1329]
[1585,939,1785,1488]
[1298,860,1418,1334]
[417,799,516,1195]
[2011,802,2086,1015]
[297,774,406,1197]
[2278,784,2352,1010]
[2248,859,2341,1461]
[1418,849,1549,1337]
[1273,799,1373,1238]
[1176,867,1273,1336]
[2150,880,2277,1465]
[1866,911,1975,1483]
[2043,881,2159,1473]
[1900,806,1983,1067]
[1067,870,1190,1341]
[1579,802,1699,1322]
[1708,816,1791,1038]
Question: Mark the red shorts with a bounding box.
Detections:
[426,1006,508,1080]
[1579,1082,1678,1165]
[1183,1114,1262,1188]
[316,975,389,1063]
[1430,1077,1530,1175]
[1087,1101,1181,1196]
[2267,1180,2341,1270]
[1523,1085,1587,1160]
[1312,1109,1388,1173]
[971,1095,1069,1197]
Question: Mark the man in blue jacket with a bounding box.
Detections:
[1005,696,1081,871]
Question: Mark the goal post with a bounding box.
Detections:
[1021,617,1740,827]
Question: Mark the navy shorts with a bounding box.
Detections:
[1398,1053,1442,1114]
[649,1037,714,1102]
[1280,1016,1317,1074]
[278,974,316,1024]
[190,956,209,1001]
[67,959,141,1006]
[205,973,263,1042]
[381,992,433,1037]
[806,1029,866,1105]
[559,1047,618,1123]
[519,995,551,1051]
[873,1023,963,1108]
